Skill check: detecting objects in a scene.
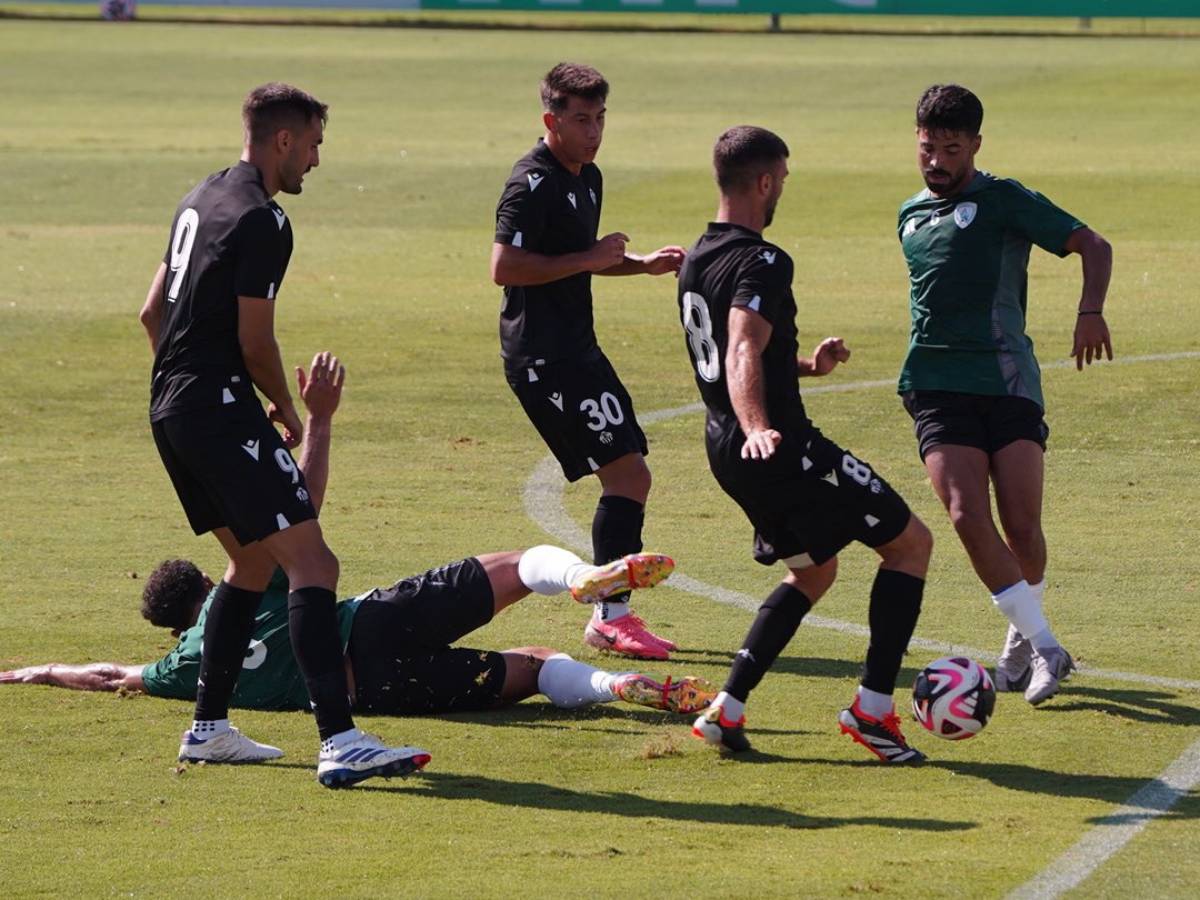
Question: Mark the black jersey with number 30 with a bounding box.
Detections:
[149,161,293,422]
[494,140,603,369]
[677,222,810,436]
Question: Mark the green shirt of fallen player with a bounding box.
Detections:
[896,84,1113,705]
[0,355,712,718]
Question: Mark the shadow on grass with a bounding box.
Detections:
[361,770,977,831]
[430,701,814,735]
[1039,685,1200,726]
[793,756,1200,817]
[666,648,872,683]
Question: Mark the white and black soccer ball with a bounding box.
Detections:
[912,656,996,740]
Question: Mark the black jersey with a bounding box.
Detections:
[677,222,811,438]
[149,161,293,422]
[494,140,603,369]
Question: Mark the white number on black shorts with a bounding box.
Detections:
[167,207,199,303]
[274,448,300,484]
[580,392,625,432]
[842,453,873,486]
[682,291,720,383]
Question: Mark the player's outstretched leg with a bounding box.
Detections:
[693,575,823,754]
[533,652,712,713]
[316,730,432,789]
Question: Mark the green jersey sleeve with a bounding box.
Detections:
[141,638,201,700]
[999,179,1084,258]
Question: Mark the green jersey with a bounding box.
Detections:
[897,171,1084,409]
[141,570,364,711]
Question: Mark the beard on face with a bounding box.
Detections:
[923,167,966,194]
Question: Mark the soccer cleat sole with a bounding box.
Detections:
[570,553,675,604]
[318,752,432,789]
[616,675,715,714]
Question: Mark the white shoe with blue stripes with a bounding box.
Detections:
[178,726,283,764]
[316,729,431,789]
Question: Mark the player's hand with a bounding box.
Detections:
[297,351,346,422]
[810,337,851,376]
[1071,313,1113,371]
[267,400,304,448]
[641,245,687,277]
[741,428,782,461]
[586,232,629,272]
[0,665,52,685]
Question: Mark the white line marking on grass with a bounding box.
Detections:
[1006,734,1200,899]
[524,351,1200,692]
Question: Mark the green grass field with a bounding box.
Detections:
[1,17,1198,898]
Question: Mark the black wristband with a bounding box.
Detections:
[1077,311,1104,316]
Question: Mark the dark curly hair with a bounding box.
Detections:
[141,559,208,631]
[916,84,984,136]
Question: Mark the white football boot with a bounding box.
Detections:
[178,726,283,763]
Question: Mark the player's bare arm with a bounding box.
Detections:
[798,337,851,377]
[137,262,169,353]
[491,232,628,286]
[238,295,303,447]
[0,663,145,693]
[726,306,781,461]
[596,244,687,277]
[295,351,345,514]
[1065,227,1114,370]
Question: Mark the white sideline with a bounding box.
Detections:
[1006,735,1200,899]
[520,350,1200,897]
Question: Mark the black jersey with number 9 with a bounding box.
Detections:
[149,161,293,422]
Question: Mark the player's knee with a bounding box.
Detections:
[905,515,934,566]
[1003,520,1043,555]
[947,503,989,538]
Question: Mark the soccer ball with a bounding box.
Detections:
[912,656,996,740]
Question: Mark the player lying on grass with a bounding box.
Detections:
[0,548,710,720]
[1,356,712,724]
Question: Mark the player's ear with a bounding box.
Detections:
[972,133,982,155]
[542,109,557,134]
[274,127,292,156]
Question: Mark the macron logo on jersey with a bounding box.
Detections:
[527,173,544,192]
[747,295,762,313]
[271,207,287,230]
[761,250,776,265]
[567,192,577,209]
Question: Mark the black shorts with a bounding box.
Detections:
[708,427,911,567]
[347,557,506,714]
[151,403,316,546]
[506,352,648,482]
[902,390,1049,461]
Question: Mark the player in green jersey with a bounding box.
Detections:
[897,84,1113,706]
[1,357,712,720]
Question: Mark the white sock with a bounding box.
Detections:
[190,718,230,737]
[594,600,631,623]
[991,580,1058,650]
[536,653,617,708]
[1030,579,1045,604]
[517,545,592,596]
[322,727,362,753]
[856,686,894,719]
[713,691,745,721]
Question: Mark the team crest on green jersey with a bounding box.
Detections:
[953,202,977,229]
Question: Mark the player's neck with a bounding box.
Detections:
[715,198,765,235]
[240,148,281,197]
[543,133,584,176]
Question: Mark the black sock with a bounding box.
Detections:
[592,494,645,609]
[723,582,812,702]
[861,569,925,695]
[288,586,354,741]
[194,582,263,722]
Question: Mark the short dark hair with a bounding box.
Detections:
[540,63,609,115]
[141,559,207,631]
[916,84,983,135]
[242,82,329,145]
[713,126,790,193]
